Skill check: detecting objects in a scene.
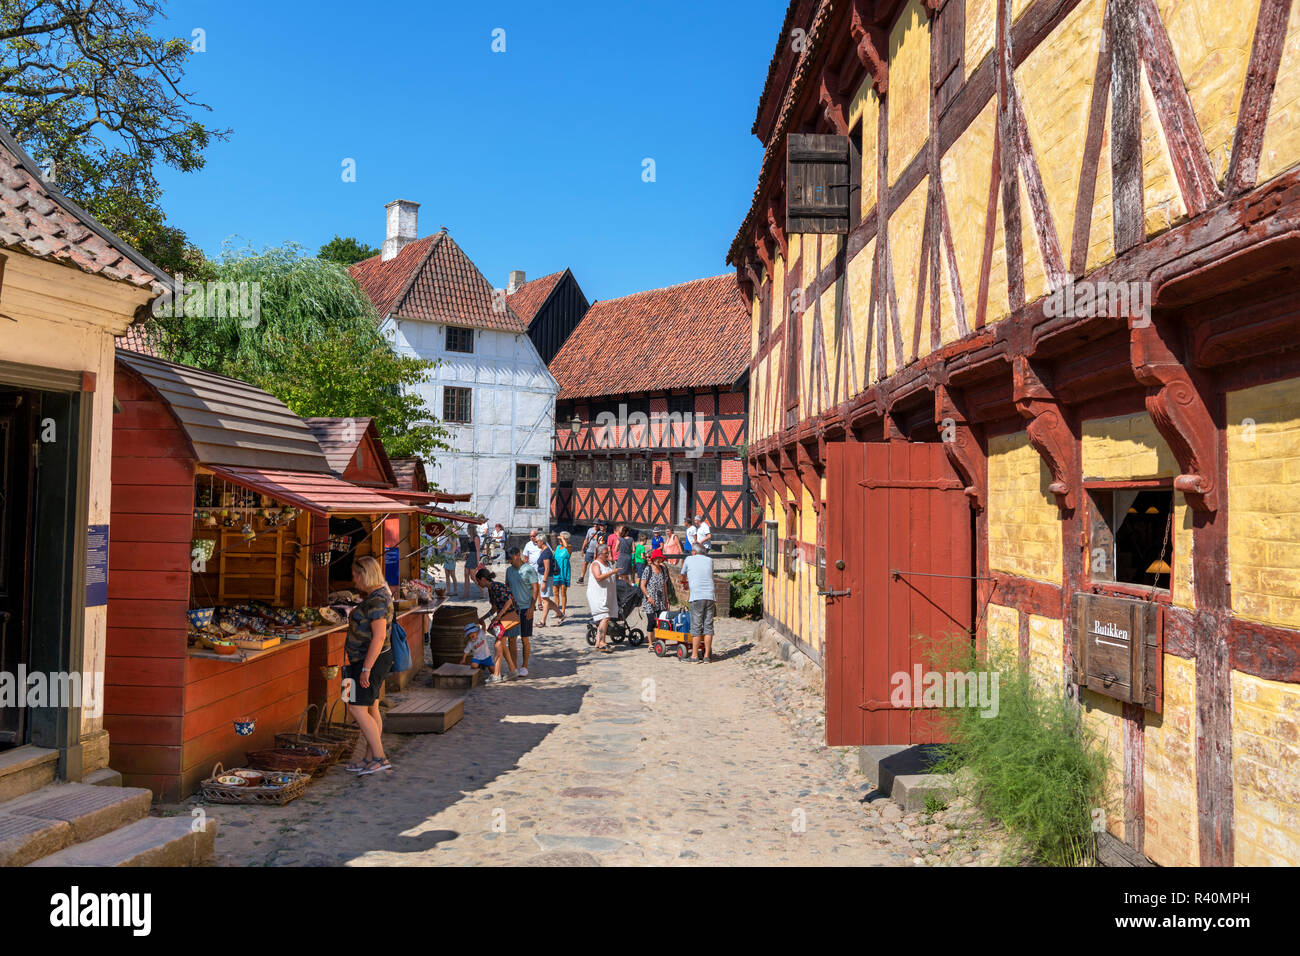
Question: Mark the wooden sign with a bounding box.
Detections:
[1072,593,1162,712]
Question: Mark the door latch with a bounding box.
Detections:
[818,588,851,598]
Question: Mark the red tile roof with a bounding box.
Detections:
[0,125,170,289]
[506,270,565,327]
[548,274,750,401]
[115,322,163,357]
[349,231,527,333]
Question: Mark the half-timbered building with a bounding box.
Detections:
[350,201,558,532]
[507,268,591,366]
[549,275,757,539]
[736,0,1300,866]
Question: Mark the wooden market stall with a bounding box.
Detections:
[104,351,426,801]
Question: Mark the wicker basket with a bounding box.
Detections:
[317,698,360,747]
[245,748,329,777]
[200,763,311,806]
[274,706,346,765]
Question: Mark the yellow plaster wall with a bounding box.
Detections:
[1232,670,1300,865]
[1258,0,1300,184]
[1143,653,1200,866]
[761,490,826,659]
[987,431,1063,582]
[1082,689,1127,841]
[849,83,880,218]
[940,101,1002,327]
[965,0,996,79]
[1016,0,1107,285]
[1157,0,1260,184]
[986,603,1019,660]
[887,0,931,186]
[1138,68,1188,236]
[1227,378,1300,629]
[887,175,929,372]
[1081,413,1178,479]
[1027,613,1063,695]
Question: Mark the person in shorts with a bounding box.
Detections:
[505,548,536,677]
[679,550,716,663]
[344,556,395,773]
[461,622,507,684]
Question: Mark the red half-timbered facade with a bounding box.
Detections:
[548,275,758,538]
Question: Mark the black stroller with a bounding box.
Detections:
[586,580,646,648]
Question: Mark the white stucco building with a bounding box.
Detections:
[351,201,557,531]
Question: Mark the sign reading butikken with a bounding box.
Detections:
[1072,593,1162,712]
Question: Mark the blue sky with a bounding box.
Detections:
[155,0,787,302]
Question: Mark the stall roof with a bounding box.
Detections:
[303,417,397,486]
[206,465,420,516]
[118,350,330,473]
[389,457,427,492]
[419,506,486,525]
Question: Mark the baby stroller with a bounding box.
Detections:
[586,580,646,648]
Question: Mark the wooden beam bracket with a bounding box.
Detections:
[850,1,889,95]
[1130,319,1219,512]
[1013,355,1077,512]
[934,381,986,511]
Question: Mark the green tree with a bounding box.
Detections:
[318,235,380,266]
[0,0,228,276]
[151,242,450,463]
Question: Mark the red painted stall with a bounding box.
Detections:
[105,352,424,800]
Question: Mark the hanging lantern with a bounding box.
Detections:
[1146,558,1171,575]
[241,522,256,542]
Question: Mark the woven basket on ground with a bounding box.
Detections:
[245,747,328,777]
[200,763,311,806]
[274,705,346,765]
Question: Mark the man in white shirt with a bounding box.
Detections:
[694,515,713,553]
[685,521,698,553]
[522,529,542,567]
[678,551,716,662]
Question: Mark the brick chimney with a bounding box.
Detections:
[382,199,420,261]
[507,270,526,294]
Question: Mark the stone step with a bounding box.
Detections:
[891,772,956,813]
[82,767,123,788]
[1,782,152,847]
[0,745,58,803]
[30,815,216,867]
[431,663,482,690]
[383,689,466,734]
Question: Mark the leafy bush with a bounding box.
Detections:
[728,566,763,618]
[930,644,1113,867]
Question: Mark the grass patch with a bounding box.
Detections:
[928,643,1113,867]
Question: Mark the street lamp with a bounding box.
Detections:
[569,414,582,435]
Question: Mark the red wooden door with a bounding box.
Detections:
[825,440,975,745]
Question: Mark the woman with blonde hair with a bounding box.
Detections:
[343,555,396,774]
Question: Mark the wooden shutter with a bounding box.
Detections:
[787,134,851,234]
[932,0,965,113]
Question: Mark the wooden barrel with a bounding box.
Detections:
[428,604,481,666]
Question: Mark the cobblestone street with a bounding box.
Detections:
[199,585,921,866]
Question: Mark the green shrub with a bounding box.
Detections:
[728,566,763,618]
[930,644,1113,867]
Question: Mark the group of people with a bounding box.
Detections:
[459,528,572,683]
[446,517,720,686]
[579,517,718,662]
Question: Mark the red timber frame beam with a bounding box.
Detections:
[850,0,889,95]
[932,377,986,511]
[1012,354,1078,513]
[795,436,825,513]
[1130,317,1220,512]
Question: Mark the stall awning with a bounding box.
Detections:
[206,466,421,516]
[420,507,486,525]
[385,489,473,504]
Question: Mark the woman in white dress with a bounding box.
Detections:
[585,544,619,653]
